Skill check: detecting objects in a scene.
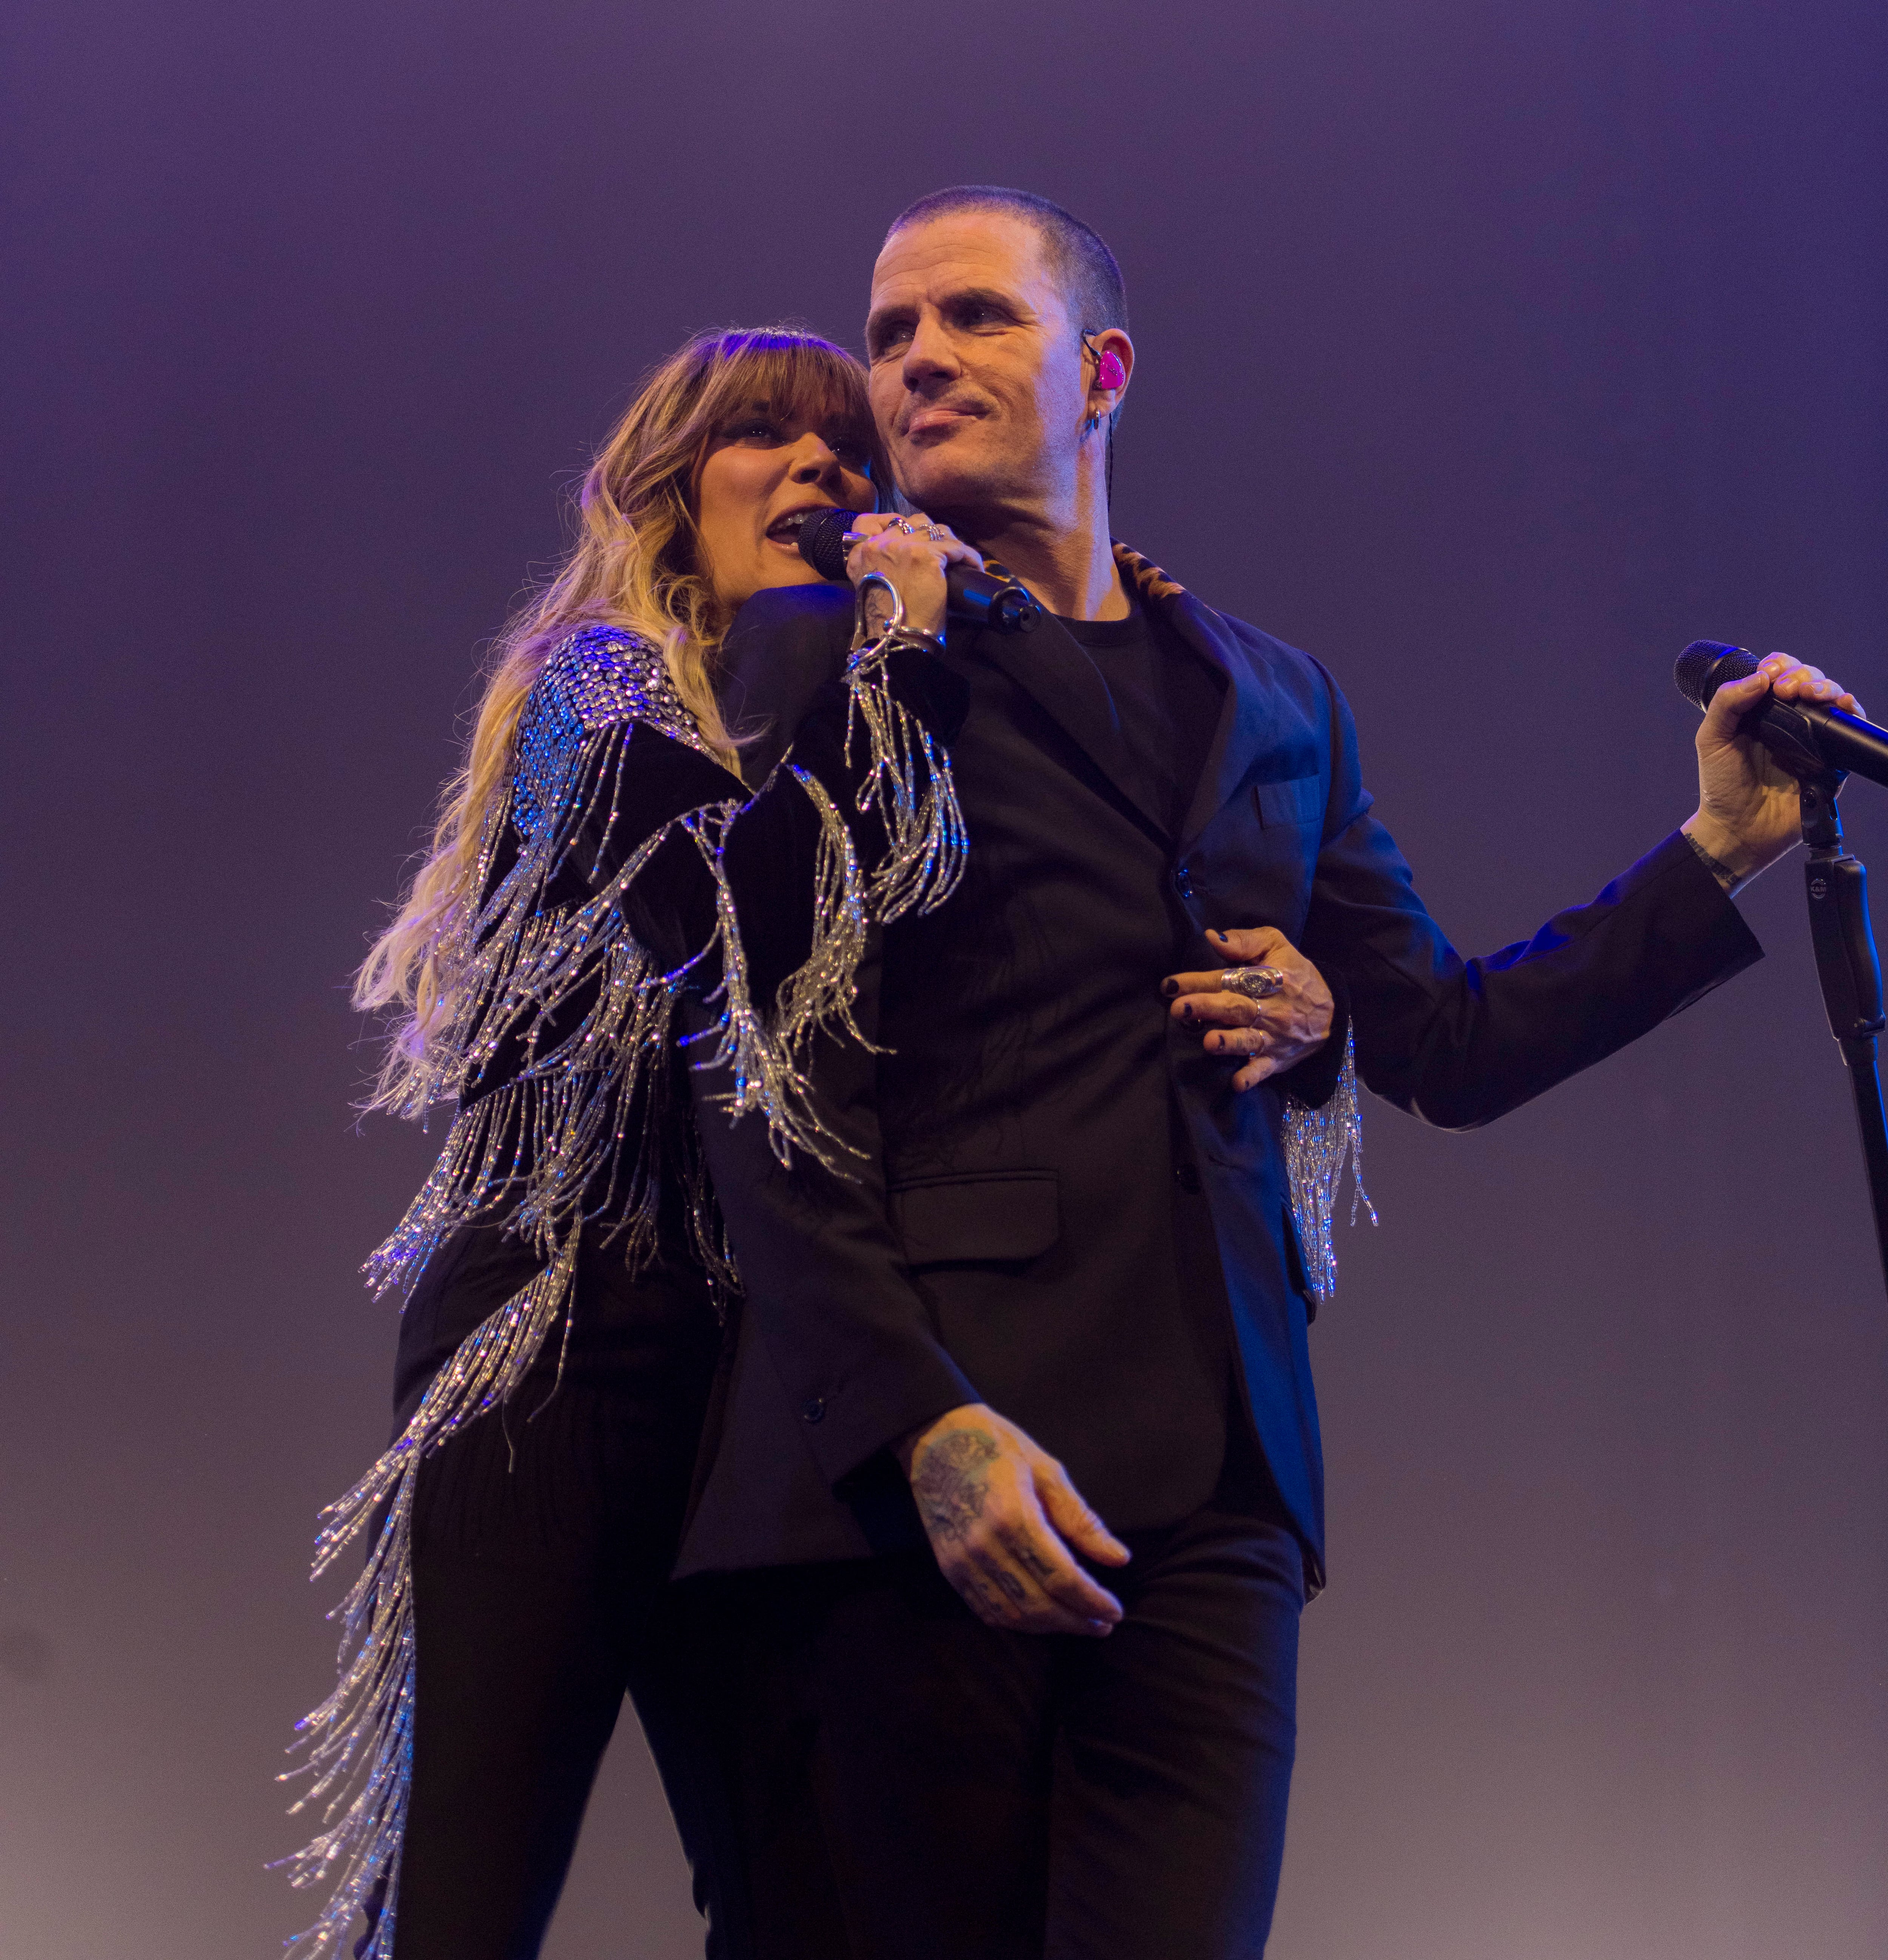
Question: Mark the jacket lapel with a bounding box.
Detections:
[964,594,1172,838]
[963,543,1276,847]
[1113,546,1279,850]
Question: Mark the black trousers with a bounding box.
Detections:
[727,1463,1306,1960]
[391,1260,743,1960]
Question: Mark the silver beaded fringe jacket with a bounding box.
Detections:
[280,597,1362,1959]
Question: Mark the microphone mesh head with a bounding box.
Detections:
[796,507,858,583]
[1675,639,1756,709]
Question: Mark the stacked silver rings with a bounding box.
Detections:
[843,522,952,559]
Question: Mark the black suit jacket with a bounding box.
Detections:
[675,556,1762,1586]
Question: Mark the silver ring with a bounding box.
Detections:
[924,524,946,541]
[1222,965,1285,1001]
[897,520,916,535]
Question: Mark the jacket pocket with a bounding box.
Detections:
[890,1171,1061,1267]
[1253,773,1324,828]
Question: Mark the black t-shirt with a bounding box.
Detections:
[1059,598,1226,839]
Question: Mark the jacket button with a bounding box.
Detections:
[1174,864,1195,899]
[1173,1162,1202,1195]
[801,1396,826,1424]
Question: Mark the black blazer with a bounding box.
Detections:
[675,556,1762,1585]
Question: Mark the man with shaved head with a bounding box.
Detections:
[678,187,1856,1955]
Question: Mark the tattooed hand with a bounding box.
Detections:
[911,1428,1000,1541]
[898,1404,1131,1637]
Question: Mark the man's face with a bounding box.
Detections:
[865,212,1088,523]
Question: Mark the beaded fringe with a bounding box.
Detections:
[1281,1029,1376,1305]
[279,625,963,1960]
[840,637,970,924]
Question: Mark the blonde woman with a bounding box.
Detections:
[281,327,972,1960]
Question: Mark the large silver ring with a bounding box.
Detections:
[897,520,917,535]
[1222,965,1285,1001]
[853,569,907,638]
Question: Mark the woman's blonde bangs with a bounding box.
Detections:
[670,332,884,493]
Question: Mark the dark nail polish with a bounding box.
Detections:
[1161,978,1178,997]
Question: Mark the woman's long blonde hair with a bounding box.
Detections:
[354,326,882,1090]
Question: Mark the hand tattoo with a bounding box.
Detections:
[912,1428,999,1544]
[1015,1543,1056,1581]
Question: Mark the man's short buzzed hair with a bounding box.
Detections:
[887,186,1129,335]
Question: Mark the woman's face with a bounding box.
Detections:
[694,399,876,613]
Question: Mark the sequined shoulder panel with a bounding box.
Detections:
[511,626,711,843]
[535,624,702,740]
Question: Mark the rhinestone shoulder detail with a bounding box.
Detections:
[511,626,713,843]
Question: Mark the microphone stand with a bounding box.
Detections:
[1799,773,1888,1294]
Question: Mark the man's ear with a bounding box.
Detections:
[1083,328,1134,418]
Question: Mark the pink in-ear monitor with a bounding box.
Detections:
[1095,347,1127,391]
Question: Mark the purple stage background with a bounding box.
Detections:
[3,3,1884,1955]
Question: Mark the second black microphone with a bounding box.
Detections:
[797,507,1041,634]
[1675,641,1888,792]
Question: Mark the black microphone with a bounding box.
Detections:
[1675,641,1888,791]
[797,507,1041,634]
